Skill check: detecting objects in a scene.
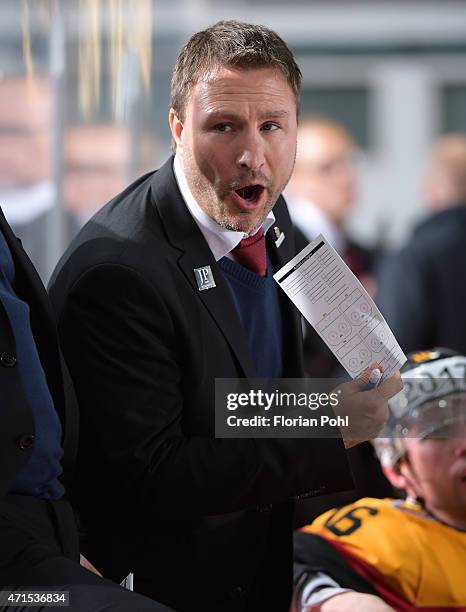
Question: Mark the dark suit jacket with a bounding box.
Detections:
[49,158,352,611]
[0,207,78,500]
[376,206,466,355]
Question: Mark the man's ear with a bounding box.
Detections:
[169,108,184,149]
[382,462,408,491]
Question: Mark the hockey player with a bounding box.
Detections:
[293,348,466,611]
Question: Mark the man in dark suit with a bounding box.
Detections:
[0,206,171,610]
[49,21,401,612]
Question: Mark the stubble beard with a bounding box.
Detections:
[181,147,295,234]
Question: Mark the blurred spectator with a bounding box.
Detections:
[63,124,158,238]
[63,124,130,237]
[377,134,466,355]
[0,77,54,279]
[287,117,377,378]
[288,117,375,288]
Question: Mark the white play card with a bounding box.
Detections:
[274,234,406,379]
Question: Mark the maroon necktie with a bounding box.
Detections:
[233,228,267,276]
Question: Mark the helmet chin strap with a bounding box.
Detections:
[399,455,426,505]
[406,495,424,507]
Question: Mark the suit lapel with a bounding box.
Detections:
[266,197,304,377]
[150,159,257,378]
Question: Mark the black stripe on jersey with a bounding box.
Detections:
[294,531,378,595]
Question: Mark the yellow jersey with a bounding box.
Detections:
[299,497,466,610]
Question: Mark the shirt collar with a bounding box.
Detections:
[173,154,275,261]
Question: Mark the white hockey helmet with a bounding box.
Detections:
[374,348,466,467]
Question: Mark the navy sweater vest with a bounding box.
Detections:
[219,255,283,378]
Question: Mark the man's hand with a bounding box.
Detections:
[79,553,102,577]
[318,592,396,611]
[333,364,403,449]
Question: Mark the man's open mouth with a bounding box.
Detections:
[232,184,264,205]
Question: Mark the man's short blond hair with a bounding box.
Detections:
[170,20,302,123]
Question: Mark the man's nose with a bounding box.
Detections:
[236,132,265,172]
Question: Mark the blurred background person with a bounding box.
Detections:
[63,124,131,234]
[287,116,378,378]
[377,134,466,355]
[288,117,375,293]
[293,348,466,611]
[287,118,391,528]
[0,77,54,280]
[63,124,157,235]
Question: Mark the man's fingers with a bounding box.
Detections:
[351,366,403,401]
[376,370,403,401]
[335,367,403,447]
[352,363,383,391]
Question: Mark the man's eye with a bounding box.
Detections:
[261,123,279,131]
[214,124,232,133]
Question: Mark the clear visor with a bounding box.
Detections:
[374,392,466,466]
[393,392,466,439]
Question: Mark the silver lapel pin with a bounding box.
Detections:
[194,265,216,291]
[274,226,285,248]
